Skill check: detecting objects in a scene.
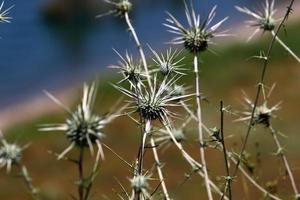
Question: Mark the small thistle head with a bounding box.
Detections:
[40,83,115,159]
[115,76,192,124]
[164,2,228,53]
[0,135,23,173]
[98,0,132,18]
[0,1,13,23]
[110,50,145,86]
[115,0,132,15]
[171,129,185,143]
[150,47,186,76]
[236,86,281,127]
[130,174,150,193]
[236,0,278,41]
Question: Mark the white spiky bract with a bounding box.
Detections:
[164,1,229,53]
[110,50,147,87]
[235,0,279,41]
[149,46,187,76]
[0,133,24,173]
[0,1,13,23]
[39,83,118,160]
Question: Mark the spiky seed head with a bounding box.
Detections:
[253,102,273,127]
[0,142,22,173]
[184,28,211,53]
[116,0,132,15]
[235,0,278,41]
[150,47,186,76]
[130,175,149,192]
[65,110,105,147]
[164,2,229,54]
[171,129,185,143]
[210,127,221,141]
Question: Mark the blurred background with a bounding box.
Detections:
[0,0,300,199]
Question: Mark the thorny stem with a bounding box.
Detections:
[193,54,213,200]
[124,12,153,91]
[232,0,296,178]
[181,101,282,200]
[271,31,300,63]
[150,136,170,200]
[78,146,84,200]
[230,157,282,200]
[134,120,150,200]
[163,124,228,199]
[19,165,40,200]
[269,126,299,197]
[220,101,232,200]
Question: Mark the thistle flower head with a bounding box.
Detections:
[0,134,23,173]
[236,0,278,41]
[97,0,132,18]
[115,75,192,124]
[40,83,117,159]
[130,174,150,193]
[149,47,186,76]
[110,50,146,86]
[164,1,229,53]
[0,1,13,23]
[236,86,281,127]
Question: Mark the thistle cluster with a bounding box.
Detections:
[164,2,229,53]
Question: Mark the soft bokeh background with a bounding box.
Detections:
[0,0,300,199]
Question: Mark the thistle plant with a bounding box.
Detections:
[165,2,229,199]
[130,173,152,199]
[97,0,132,18]
[0,1,13,23]
[236,0,300,63]
[39,83,122,200]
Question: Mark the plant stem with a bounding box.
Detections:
[269,126,299,197]
[78,146,84,200]
[150,136,170,200]
[124,12,153,91]
[19,165,40,200]
[232,0,296,178]
[163,124,227,199]
[193,54,213,200]
[271,31,300,63]
[220,101,232,200]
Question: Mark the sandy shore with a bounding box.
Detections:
[1,1,300,131]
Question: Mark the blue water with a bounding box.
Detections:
[0,0,262,107]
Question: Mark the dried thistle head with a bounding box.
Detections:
[155,128,186,146]
[0,1,13,23]
[97,0,132,18]
[130,173,152,199]
[110,50,146,86]
[236,85,281,127]
[0,133,24,173]
[164,1,229,53]
[115,75,192,124]
[149,47,186,76]
[40,83,117,159]
[236,0,279,41]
